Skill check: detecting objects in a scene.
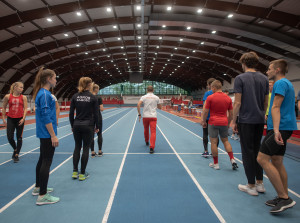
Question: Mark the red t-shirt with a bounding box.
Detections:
[205,92,233,126]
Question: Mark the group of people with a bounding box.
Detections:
[0,51,298,214]
[200,52,297,213]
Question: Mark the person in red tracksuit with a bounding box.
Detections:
[137,86,162,154]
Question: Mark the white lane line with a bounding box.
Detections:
[157,125,225,223]
[102,116,138,223]
[0,109,135,213]
[159,112,300,199]
[0,109,133,166]
[0,156,73,214]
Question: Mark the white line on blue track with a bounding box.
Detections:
[0,108,135,213]
[157,124,226,223]
[158,111,300,199]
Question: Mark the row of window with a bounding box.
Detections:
[99,81,187,95]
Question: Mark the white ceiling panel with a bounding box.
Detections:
[8,0,46,11]
[97,25,118,33]
[33,16,64,28]
[74,28,96,36]
[0,30,15,42]
[60,11,89,24]
[13,58,31,69]
[0,1,16,16]
[11,42,33,53]
[276,0,300,16]
[19,73,32,83]
[115,6,132,17]
[0,51,14,64]
[31,36,54,45]
[119,24,134,30]
[52,32,75,40]
[31,52,49,60]
[87,7,114,20]
[48,0,76,5]
[0,69,17,82]
[8,22,38,35]
[242,0,277,8]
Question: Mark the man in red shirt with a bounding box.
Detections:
[201,80,238,170]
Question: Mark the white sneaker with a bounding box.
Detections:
[256,183,266,193]
[209,162,220,170]
[238,184,258,196]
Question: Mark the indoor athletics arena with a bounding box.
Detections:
[0,1,300,223]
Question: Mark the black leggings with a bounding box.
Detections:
[73,125,93,174]
[36,138,55,195]
[91,132,103,152]
[7,117,24,155]
[203,120,219,152]
[238,123,264,185]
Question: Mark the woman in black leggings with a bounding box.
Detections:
[90,84,104,157]
[32,67,59,205]
[69,77,99,181]
[2,82,28,163]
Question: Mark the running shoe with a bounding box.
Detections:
[231,159,238,170]
[201,151,209,158]
[146,142,149,146]
[265,197,280,207]
[91,153,96,158]
[150,148,154,154]
[238,184,258,196]
[13,155,19,163]
[79,172,89,181]
[36,193,60,205]
[209,162,220,170]
[72,171,78,179]
[256,183,266,193]
[270,198,296,213]
[32,187,54,196]
[97,151,103,157]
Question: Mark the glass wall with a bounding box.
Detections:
[99,80,187,95]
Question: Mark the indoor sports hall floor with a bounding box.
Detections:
[0,108,299,223]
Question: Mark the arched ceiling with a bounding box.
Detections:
[0,0,299,98]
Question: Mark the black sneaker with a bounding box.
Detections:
[97,151,103,157]
[91,153,96,158]
[146,142,149,146]
[14,155,19,163]
[12,151,16,159]
[150,148,154,154]
[265,197,280,207]
[232,162,238,170]
[270,197,296,213]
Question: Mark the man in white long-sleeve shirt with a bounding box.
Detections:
[137,86,162,154]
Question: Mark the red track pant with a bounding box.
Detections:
[143,117,157,149]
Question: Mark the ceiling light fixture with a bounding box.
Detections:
[197,9,203,13]
[167,6,172,11]
[76,44,80,47]
[180,39,183,41]
[46,18,53,22]
[76,12,82,16]
[107,8,112,12]
[201,42,204,45]
[187,26,191,30]
[113,25,117,29]
[64,33,69,37]
[212,30,216,34]
[228,14,233,18]
[88,29,92,32]
[162,25,166,28]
